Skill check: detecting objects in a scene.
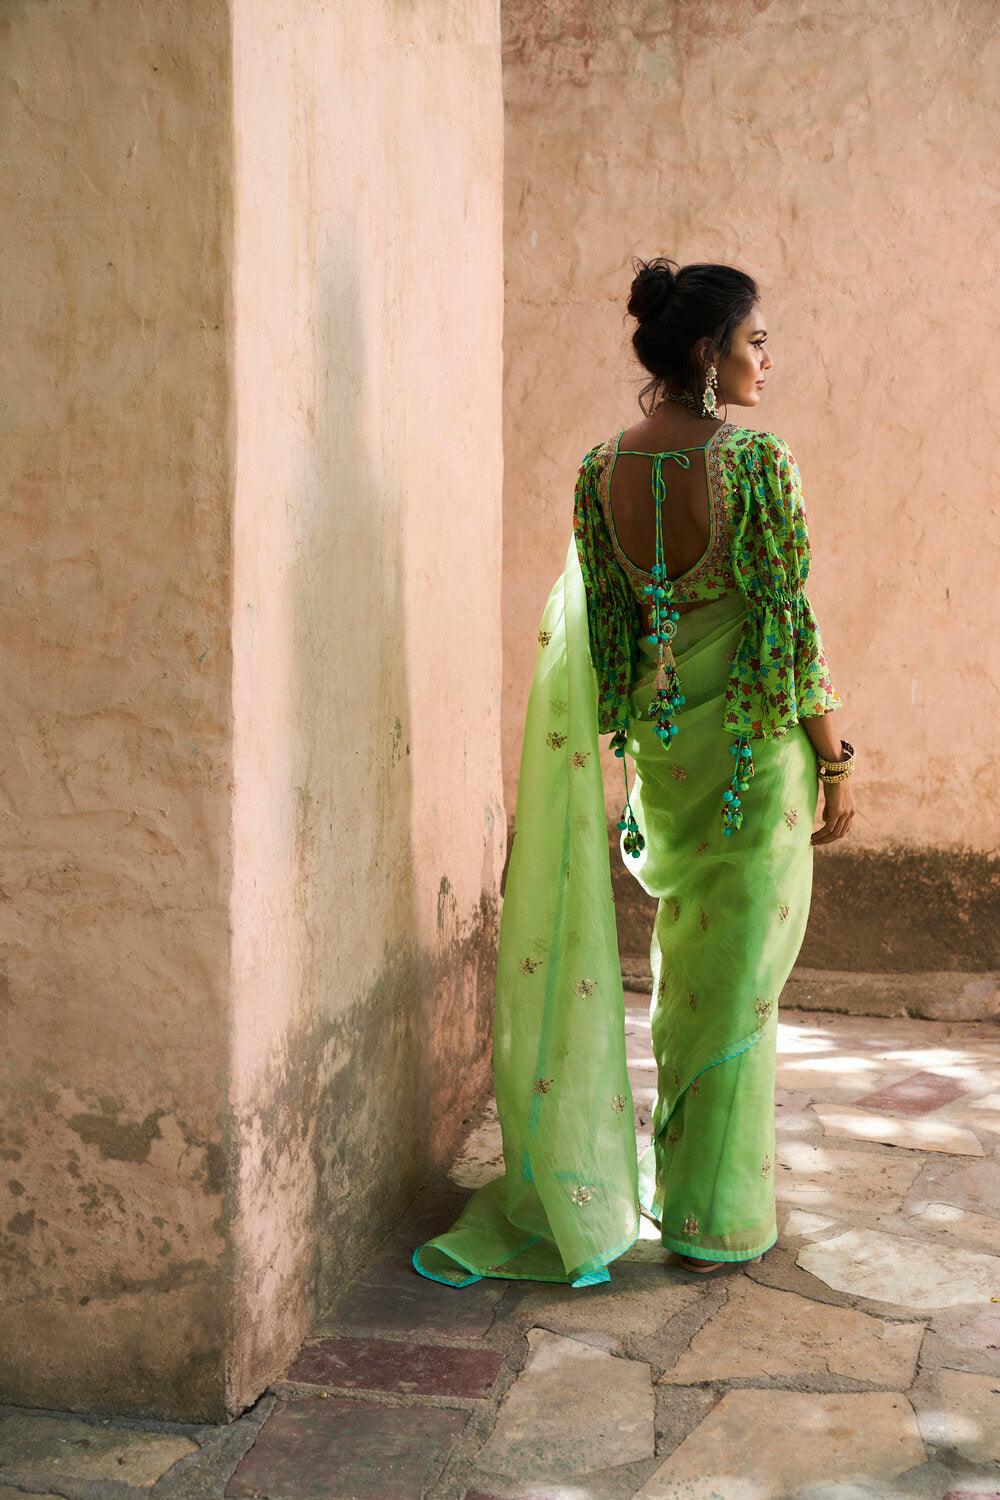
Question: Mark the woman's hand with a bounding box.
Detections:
[811,776,856,845]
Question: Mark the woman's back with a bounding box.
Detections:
[603,413,734,628]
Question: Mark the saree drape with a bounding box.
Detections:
[629,592,819,1260]
[413,533,640,1287]
[412,427,839,1287]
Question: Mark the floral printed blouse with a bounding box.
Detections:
[572,422,843,831]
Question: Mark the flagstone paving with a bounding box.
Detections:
[1,1006,998,1499]
[810,1100,986,1155]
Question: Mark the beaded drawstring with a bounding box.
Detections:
[611,449,691,857]
[609,443,754,845]
[723,734,755,835]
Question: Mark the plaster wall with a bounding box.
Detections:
[0,2,235,1416]
[500,0,1000,860]
[227,0,505,1411]
[1,0,504,1420]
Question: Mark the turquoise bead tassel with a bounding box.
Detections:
[611,723,644,858]
[722,735,755,835]
[643,453,686,748]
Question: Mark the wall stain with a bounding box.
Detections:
[67,1107,169,1163]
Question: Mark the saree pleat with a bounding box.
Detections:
[628,590,819,1258]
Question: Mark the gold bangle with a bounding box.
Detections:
[816,738,854,774]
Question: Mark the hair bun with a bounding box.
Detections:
[628,258,677,322]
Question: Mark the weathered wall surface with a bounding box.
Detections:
[1,0,504,1420]
[0,2,235,1417]
[227,1,505,1410]
[500,0,999,980]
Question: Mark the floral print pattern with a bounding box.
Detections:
[572,426,843,750]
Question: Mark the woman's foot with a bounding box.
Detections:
[678,1254,724,1273]
[677,1252,763,1274]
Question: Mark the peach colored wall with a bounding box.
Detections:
[0,1,235,1418]
[1,0,504,1420]
[500,0,1000,855]
[228,0,505,1408]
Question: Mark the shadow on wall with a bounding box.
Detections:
[229,248,497,1398]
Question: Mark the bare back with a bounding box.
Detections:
[609,411,727,627]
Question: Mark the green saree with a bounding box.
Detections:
[412,425,843,1286]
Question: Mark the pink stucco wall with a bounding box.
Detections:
[1,0,504,1420]
[228,0,505,1410]
[500,0,1000,855]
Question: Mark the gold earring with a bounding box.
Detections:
[702,363,718,417]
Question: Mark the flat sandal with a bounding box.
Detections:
[678,1253,763,1274]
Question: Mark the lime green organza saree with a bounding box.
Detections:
[412,427,842,1285]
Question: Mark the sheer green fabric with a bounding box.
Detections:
[628,593,819,1259]
[413,533,639,1287]
[411,427,840,1287]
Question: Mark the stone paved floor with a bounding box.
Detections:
[3,1004,1000,1499]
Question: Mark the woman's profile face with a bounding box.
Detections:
[715,304,774,408]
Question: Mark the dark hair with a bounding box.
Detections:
[626,256,760,416]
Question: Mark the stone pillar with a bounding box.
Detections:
[0,0,504,1420]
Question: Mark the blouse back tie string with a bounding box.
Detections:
[610,445,754,845]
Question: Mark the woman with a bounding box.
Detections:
[413,258,856,1288]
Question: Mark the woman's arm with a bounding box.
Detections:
[801,706,857,844]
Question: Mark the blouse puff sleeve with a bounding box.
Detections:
[724,431,844,744]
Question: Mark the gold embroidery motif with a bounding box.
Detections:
[683,1212,700,1236]
[699,907,708,930]
[670,765,688,781]
[754,997,772,1024]
[573,812,590,831]
[611,1093,627,1113]
[784,807,799,829]
[671,898,681,922]
[487,1262,506,1272]
[690,1078,701,1098]
[778,903,790,923]
[667,1128,679,1146]
[695,841,710,854]
[518,957,542,975]
[569,750,591,769]
[550,697,567,715]
[689,990,698,1010]
[576,977,597,997]
[571,1185,593,1206]
[762,1154,773,1177]
[533,1077,553,1094]
[546,730,566,750]
[537,628,552,647]
[609,888,616,904]
[658,973,668,999]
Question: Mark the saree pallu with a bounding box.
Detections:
[413,534,640,1288]
[626,589,820,1260]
